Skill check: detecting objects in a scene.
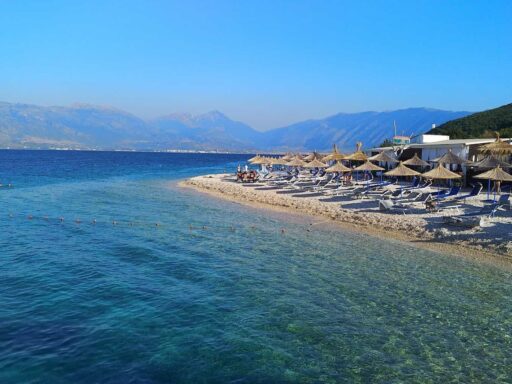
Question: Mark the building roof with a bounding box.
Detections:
[368,138,511,153]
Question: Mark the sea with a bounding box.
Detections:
[0,150,511,383]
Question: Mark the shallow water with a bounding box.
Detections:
[0,150,511,383]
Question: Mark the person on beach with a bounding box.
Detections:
[492,180,502,194]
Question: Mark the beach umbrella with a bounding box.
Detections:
[346,142,368,162]
[384,162,420,195]
[303,159,328,168]
[368,151,398,164]
[250,156,267,165]
[422,164,462,180]
[474,166,512,182]
[248,154,262,163]
[270,157,289,166]
[322,144,346,162]
[325,161,351,186]
[325,161,351,173]
[474,165,512,200]
[384,162,420,177]
[303,152,322,161]
[353,161,384,172]
[473,155,512,169]
[422,164,462,197]
[281,153,294,161]
[478,133,512,156]
[286,157,307,167]
[346,151,368,161]
[402,153,430,167]
[353,161,385,184]
[432,149,467,165]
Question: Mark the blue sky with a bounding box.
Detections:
[0,0,510,130]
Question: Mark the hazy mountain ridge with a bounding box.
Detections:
[0,102,471,151]
[263,108,471,151]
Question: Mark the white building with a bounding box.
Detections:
[369,135,510,163]
[367,135,512,184]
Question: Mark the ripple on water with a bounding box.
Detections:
[0,152,512,383]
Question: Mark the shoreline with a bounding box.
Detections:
[178,174,512,269]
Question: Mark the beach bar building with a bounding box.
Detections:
[368,134,512,184]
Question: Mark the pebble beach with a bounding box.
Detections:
[182,173,512,264]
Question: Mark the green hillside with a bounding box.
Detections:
[428,103,512,139]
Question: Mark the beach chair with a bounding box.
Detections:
[430,188,450,199]
[443,203,499,228]
[397,193,433,210]
[497,193,510,210]
[345,187,367,199]
[378,199,409,214]
[401,177,420,190]
[448,183,482,202]
[392,190,422,202]
[433,186,461,201]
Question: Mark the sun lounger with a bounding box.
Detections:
[497,193,510,210]
[432,186,461,201]
[378,199,409,214]
[449,183,482,202]
[443,203,499,228]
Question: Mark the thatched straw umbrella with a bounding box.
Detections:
[248,155,262,163]
[353,161,385,183]
[325,161,351,173]
[384,162,420,192]
[303,152,322,161]
[346,151,368,161]
[422,164,462,195]
[323,144,346,162]
[368,151,398,164]
[422,164,462,180]
[325,161,351,185]
[473,155,512,169]
[304,159,326,169]
[281,153,294,161]
[478,133,512,156]
[271,157,289,166]
[286,157,307,167]
[474,165,512,181]
[432,149,467,165]
[474,165,512,200]
[345,142,368,162]
[402,153,430,168]
[353,161,384,172]
[384,162,420,177]
[303,158,328,168]
[251,156,268,165]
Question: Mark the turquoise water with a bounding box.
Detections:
[1,150,511,383]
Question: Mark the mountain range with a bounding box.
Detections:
[0,101,471,151]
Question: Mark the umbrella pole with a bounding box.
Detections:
[487,179,490,201]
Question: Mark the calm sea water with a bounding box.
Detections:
[1,150,511,383]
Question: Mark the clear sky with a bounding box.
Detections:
[0,0,510,130]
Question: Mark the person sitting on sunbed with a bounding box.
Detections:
[425,199,437,212]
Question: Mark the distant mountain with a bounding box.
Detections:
[0,103,261,150]
[428,103,512,139]
[0,102,149,149]
[260,108,471,151]
[150,111,263,150]
[0,101,472,151]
